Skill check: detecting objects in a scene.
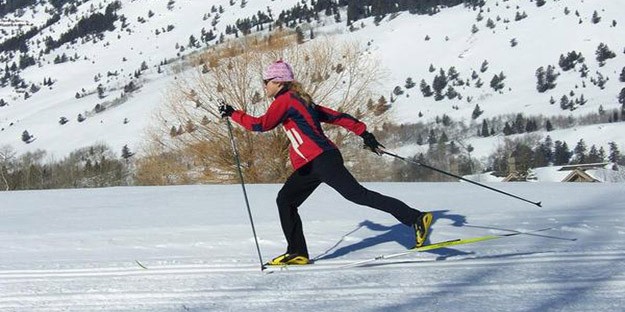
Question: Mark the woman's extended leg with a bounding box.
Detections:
[313,150,421,226]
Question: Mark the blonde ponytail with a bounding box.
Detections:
[286,81,314,106]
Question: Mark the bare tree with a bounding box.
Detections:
[0,145,16,191]
[139,32,387,184]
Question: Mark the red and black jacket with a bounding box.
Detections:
[231,90,366,169]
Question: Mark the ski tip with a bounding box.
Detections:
[134,260,148,270]
[535,201,542,207]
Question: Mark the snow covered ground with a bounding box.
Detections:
[2,182,625,311]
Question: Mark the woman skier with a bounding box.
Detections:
[219,60,433,265]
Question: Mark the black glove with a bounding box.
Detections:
[218,103,234,117]
[360,131,385,155]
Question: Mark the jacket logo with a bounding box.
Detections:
[285,128,308,161]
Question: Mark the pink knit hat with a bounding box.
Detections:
[262,60,294,82]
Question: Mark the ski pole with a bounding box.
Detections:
[220,100,266,271]
[382,151,542,207]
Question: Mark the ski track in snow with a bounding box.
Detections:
[1,250,625,311]
[2,183,625,311]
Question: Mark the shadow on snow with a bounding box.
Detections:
[314,209,473,261]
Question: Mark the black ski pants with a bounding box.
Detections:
[276,149,421,257]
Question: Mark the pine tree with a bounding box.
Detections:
[420,79,433,97]
[481,119,489,137]
[559,54,572,71]
[619,88,625,106]
[427,129,437,145]
[97,84,105,99]
[573,139,588,164]
[188,35,198,48]
[472,104,483,119]
[439,131,448,143]
[554,141,572,165]
[515,11,528,21]
[599,147,607,163]
[545,65,559,90]
[405,77,416,89]
[513,113,525,134]
[591,10,601,24]
[534,136,553,167]
[503,122,513,135]
[595,72,607,89]
[608,142,621,164]
[560,95,571,110]
[447,67,459,81]
[490,72,505,91]
[432,69,448,100]
[525,119,537,132]
[21,130,32,143]
[334,11,341,23]
[445,86,458,100]
[596,43,616,66]
[512,143,534,176]
[471,70,479,80]
[480,60,489,73]
[121,145,134,160]
[587,145,603,163]
[579,64,589,78]
[536,66,547,92]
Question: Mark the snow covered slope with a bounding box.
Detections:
[1,0,624,160]
[1,182,625,311]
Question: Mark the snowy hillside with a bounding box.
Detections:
[1,182,625,311]
[355,1,624,122]
[346,0,625,160]
[1,0,624,162]
[1,0,305,157]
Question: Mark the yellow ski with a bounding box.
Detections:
[263,227,558,273]
[340,227,555,268]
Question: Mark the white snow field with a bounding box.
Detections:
[1,181,625,311]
